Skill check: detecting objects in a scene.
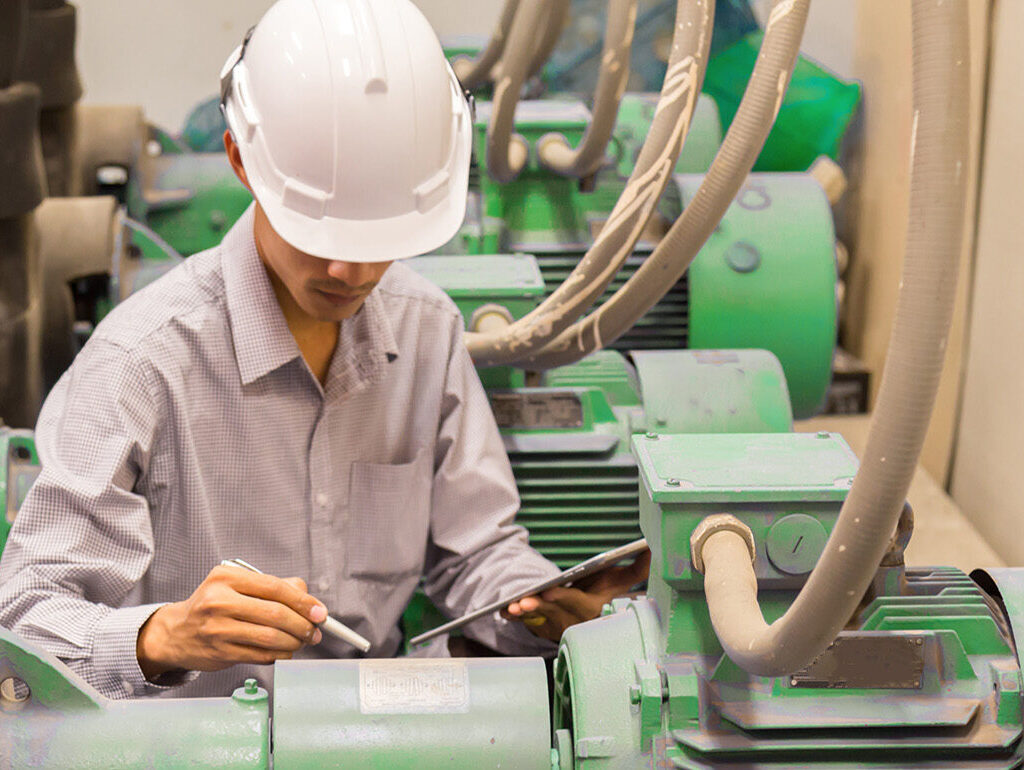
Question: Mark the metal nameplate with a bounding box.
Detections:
[359,660,470,714]
[490,391,584,430]
[790,634,925,690]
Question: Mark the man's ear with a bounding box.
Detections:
[224,129,253,192]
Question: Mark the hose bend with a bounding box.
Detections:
[452,0,520,91]
[485,0,549,183]
[517,0,810,370]
[538,0,638,180]
[470,0,714,364]
[700,0,971,677]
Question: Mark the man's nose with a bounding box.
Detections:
[326,260,379,287]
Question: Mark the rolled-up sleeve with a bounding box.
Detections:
[0,339,185,698]
[422,316,561,656]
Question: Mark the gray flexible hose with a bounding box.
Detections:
[699,0,970,677]
[525,0,571,82]
[515,0,809,369]
[538,0,638,180]
[471,0,714,362]
[485,0,547,183]
[452,0,520,91]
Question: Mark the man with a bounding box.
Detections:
[0,0,647,699]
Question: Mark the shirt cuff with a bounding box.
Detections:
[91,603,199,698]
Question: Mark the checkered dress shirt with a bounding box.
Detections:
[0,205,558,699]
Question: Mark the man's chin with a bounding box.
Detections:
[305,292,368,322]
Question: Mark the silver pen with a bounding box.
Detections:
[220,558,372,653]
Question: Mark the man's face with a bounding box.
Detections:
[253,204,393,323]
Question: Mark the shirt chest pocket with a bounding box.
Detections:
[345,448,433,580]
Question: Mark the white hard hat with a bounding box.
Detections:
[220,0,473,262]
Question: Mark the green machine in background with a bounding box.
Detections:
[0,426,40,556]
[407,252,804,569]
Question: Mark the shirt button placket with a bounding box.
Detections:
[309,410,333,597]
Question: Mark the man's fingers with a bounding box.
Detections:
[281,576,309,593]
[228,594,321,644]
[213,566,326,623]
[223,619,320,652]
[541,587,605,619]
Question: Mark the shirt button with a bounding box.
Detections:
[316,578,330,592]
[315,493,329,508]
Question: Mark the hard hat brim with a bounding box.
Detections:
[250,105,471,263]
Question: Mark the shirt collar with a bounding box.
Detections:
[222,204,303,385]
[222,204,400,390]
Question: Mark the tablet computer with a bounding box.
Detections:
[408,538,648,646]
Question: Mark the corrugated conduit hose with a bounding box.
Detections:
[507,0,811,369]
[537,0,638,181]
[469,0,714,365]
[696,0,971,677]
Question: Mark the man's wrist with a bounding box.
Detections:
[136,603,180,681]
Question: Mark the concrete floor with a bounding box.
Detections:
[794,414,1005,573]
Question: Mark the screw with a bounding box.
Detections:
[244,678,258,695]
[666,478,680,487]
[645,431,659,440]
[817,431,830,439]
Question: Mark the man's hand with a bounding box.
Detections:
[136,565,327,680]
[501,548,651,642]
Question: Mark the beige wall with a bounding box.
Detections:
[951,0,1024,566]
[72,0,504,131]
[843,0,990,486]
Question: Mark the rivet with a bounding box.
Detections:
[666,478,681,487]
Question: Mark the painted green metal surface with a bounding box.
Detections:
[554,432,1024,768]
[406,253,546,390]
[0,628,270,768]
[610,93,722,178]
[631,349,793,434]
[272,657,551,769]
[0,427,39,555]
[129,153,252,258]
[634,431,856,506]
[681,172,838,419]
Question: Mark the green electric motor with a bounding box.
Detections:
[0,632,552,769]
[553,433,1024,768]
